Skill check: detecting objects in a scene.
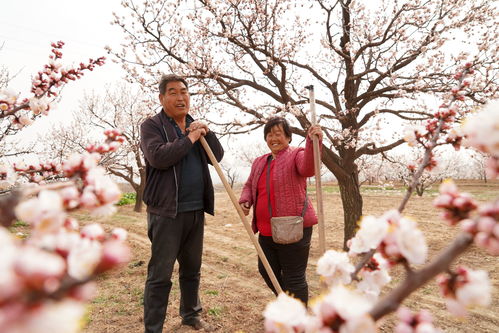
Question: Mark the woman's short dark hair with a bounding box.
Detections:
[264,117,292,143]
[158,74,189,95]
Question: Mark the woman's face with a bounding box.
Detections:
[266,124,290,155]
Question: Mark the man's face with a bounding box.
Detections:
[159,81,190,120]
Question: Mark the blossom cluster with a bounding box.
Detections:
[13,161,62,184]
[432,179,498,255]
[436,266,491,317]
[0,163,17,190]
[265,184,495,332]
[0,222,130,333]
[264,286,376,333]
[461,201,499,256]
[462,99,499,179]
[263,210,428,332]
[394,307,441,333]
[433,180,477,225]
[403,64,475,170]
[349,210,428,266]
[31,41,105,99]
[1,132,127,332]
[0,41,105,131]
[86,129,125,154]
[61,151,122,216]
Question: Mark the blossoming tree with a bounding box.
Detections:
[0,42,130,333]
[111,0,498,247]
[38,84,153,212]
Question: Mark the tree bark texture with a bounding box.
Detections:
[337,171,363,250]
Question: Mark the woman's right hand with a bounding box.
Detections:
[240,202,251,216]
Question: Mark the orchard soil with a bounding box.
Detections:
[76,180,498,333]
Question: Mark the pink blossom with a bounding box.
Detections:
[95,240,131,273]
[0,164,17,190]
[13,247,65,291]
[395,307,441,333]
[340,314,376,333]
[433,180,477,225]
[111,228,128,241]
[0,88,17,100]
[14,190,66,235]
[79,190,99,208]
[4,300,85,333]
[28,96,50,115]
[18,115,33,126]
[90,203,117,217]
[379,215,427,266]
[67,239,102,280]
[80,223,105,241]
[68,281,97,301]
[437,266,491,317]
[466,202,499,255]
[0,228,22,302]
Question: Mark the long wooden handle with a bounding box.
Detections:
[199,137,283,294]
[308,86,326,255]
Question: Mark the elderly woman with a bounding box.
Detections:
[238,117,322,304]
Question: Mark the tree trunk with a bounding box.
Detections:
[337,172,363,250]
[416,185,424,197]
[134,181,145,213]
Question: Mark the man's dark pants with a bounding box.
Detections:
[257,227,313,304]
[144,210,204,333]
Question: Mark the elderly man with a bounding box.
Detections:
[140,74,223,332]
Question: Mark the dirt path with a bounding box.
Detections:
[81,183,498,332]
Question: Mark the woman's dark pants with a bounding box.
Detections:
[257,227,313,304]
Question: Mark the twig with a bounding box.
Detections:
[369,233,473,320]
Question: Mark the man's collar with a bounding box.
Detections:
[161,109,194,125]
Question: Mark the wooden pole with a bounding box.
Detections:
[306,85,326,255]
[199,137,283,294]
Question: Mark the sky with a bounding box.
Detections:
[0,0,253,182]
[1,0,125,134]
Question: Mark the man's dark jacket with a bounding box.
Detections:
[140,110,224,217]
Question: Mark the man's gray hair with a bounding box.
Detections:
[158,74,189,95]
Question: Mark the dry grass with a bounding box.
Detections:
[77,180,498,333]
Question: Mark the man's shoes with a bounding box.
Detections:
[182,318,215,332]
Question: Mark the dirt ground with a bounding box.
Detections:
[79,180,498,333]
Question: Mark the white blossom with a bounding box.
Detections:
[15,190,66,234]
[357,254,391,300]
[13,247,65,287]
[0,228,20,301]
[0,164,17,190]
[310,285,374,328]
[263,293,308,332]
[67,238,102,280]
[349,215,389,254]
[317,250,354,286]
[395,217,428,265]
[6,300,85,333]
[28,96,50,115]
[455,269,491,309]
[462,100,499,157]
